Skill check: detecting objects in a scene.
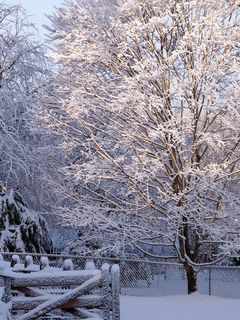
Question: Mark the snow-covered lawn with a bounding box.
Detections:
[120,294,239,320]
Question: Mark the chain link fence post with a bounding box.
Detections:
[208,267,212,296]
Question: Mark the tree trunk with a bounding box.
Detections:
[185,264,197,294]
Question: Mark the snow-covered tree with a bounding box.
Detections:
[63,224,176,261]
[42,0,240,293]
[0,2,51,210]
[0,185,52,253]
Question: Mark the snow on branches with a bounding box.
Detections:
[0,185,52,253]
[0,2,50,209]
[40,0,240,291]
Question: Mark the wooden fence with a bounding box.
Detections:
[0,254,120,320]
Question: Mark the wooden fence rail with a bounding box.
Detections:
[0,254,120,320]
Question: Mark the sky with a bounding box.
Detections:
[6,0,64,38]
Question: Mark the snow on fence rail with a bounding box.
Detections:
[1,252,240,299]
[0,254,120,320]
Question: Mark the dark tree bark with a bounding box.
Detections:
[184,264,197,294]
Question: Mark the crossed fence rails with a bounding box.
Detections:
[1,252,240,299]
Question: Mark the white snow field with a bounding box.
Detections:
[120,294,239,320]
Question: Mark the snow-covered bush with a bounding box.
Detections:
[0,186,52,253]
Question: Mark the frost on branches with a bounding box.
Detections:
[0,2,50,210]
[0,185,52,253]
[42,0,240,292]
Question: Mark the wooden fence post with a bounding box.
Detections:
[63,259,74,271]
[111,264,120,320]
[40,257,49,270]
[3,276,12,303]
[11,255,20,268]
[102,263,111,320]
[85,261,96,270]
[24,255,33,268]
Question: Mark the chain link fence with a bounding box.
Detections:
[1,252,240,298]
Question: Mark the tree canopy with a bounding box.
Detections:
[40,0,240,293]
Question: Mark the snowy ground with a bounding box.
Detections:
[121,268,240,298]
[120,294,240,320]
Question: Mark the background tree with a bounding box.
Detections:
[0,2,54,252]
[0,2,51,210]
[41,0,240,293]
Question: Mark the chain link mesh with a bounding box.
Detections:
[1,252,240,298]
